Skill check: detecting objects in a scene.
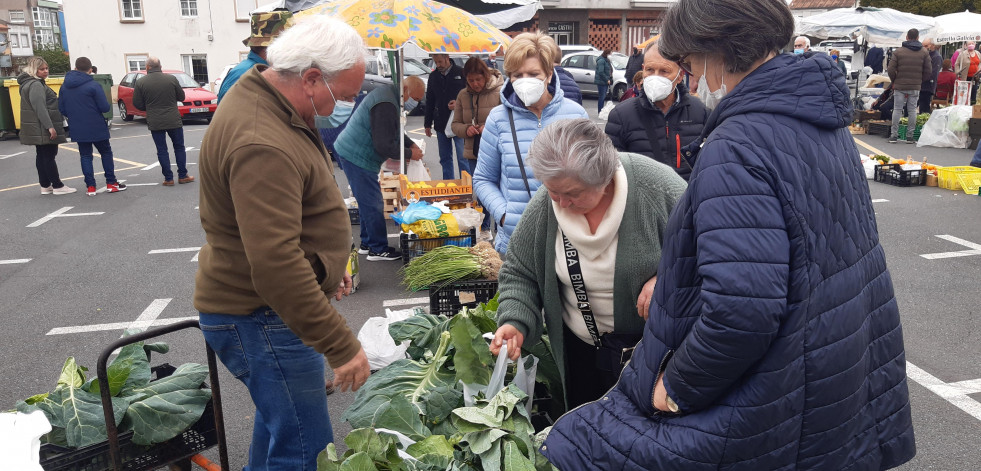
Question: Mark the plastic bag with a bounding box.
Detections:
[598,102,616,121]
[0,410,51,471]
[462,341,539,414]
[401,213,463,238]
[406,159,431,182]
[357,308,416,370]
[451,208,484,233]
[391,201,443,225]
[917,105,971,149]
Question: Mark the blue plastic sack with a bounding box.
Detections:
[391,201,443,225]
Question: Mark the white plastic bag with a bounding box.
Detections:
[357,308,415,370]
[406,160,431,182]
[862,159,878,180]
[462,341,539,414]
[0,411,51,471]
[451,207,484,233]
[917,105,972,149]
[598,102,616,121]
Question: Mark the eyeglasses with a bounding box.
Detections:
[676,54,692,76]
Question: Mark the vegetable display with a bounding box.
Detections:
[401,242,503,291]
[318,298,562,471]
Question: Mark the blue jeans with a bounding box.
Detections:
[78,140,117,188]
[339,156,387,252]
[150,128,187,181]
[890,90,919,139]
[436,130,466,180]
[597,84,610,113]
[199,308,331,471]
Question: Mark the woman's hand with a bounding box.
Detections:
[467,125,480,137]
[48,128,57,140]
[636,275,657,320]
[652,372,670,411]
[491,325,524,361]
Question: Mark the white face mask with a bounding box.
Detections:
[643,71,679,103]
[696,57,727,110]
[511,77,546,107]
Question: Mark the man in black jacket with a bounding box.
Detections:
[424,54,466,179]
[604,41,708,181]
[624,47,644,87]
[865,45,885,75]
[133,57,193,185]
[918,38,942,114]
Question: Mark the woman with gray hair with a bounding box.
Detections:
[489,118,686,410]
[541,0,915,469]
[18,56,73,195]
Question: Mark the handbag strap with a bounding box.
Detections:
[507,107,533,197]
[560,232,602,347]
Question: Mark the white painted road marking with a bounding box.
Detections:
[0,259,31,265]
[382,297,430,307]
[125,298,172,332]
[46,298,189,335]
[142,162,160,170]
[124,183,160,187]
[27,206,105,228]
[920,235,981,260]
[871,199,889,203]
[149,247,201,262]
[907,361,981,422]
[0,151,26,160]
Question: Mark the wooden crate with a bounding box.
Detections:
[379,173,402,219]
[399,172,474,205]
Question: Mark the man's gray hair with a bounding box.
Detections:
[643,38,659,56]
[795,36,810,48]
[266,16,367,80]
[146,56,161,70]
[527,119,619,188]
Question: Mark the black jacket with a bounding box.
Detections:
[554,66,582,105]
[424,64,465,132]
[865,47,885,74]
[922,49,942,93]
[605,82,708,180]
[624,51,644,85]
[133,67,185,131]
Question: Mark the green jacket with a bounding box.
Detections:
[496,152,686,406]
[18,73,67,146]
[133,67,185,131]
[594,55,613,86]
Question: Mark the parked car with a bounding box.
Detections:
[360,55,432,115]
[559,45,598,57]
[117,70,218,123]
[559,51,629,100]
[212,63,237,92]
[815,39,855,55]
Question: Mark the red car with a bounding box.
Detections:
[116,69,217,123]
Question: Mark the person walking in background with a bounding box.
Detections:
[424,53,467,179]
[594,49,613,113]
[217,11,293,103]
[451,58,503,177]
[624,47,644,87]
[865,44,885,74]
[887,29,931,143]
[133,57,194,186]
[954,41,980,104]
[919,38,942,113]
[542,37,582,105]
[18,57,73,195]
[58,57,126,196]
[196,17,371,470]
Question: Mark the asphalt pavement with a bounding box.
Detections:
[0,101,978,470]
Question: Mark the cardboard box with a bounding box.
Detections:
[399,172,474,205]
[973,104,981,119]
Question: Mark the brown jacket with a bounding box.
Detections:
[451,70,503,160]
[887,41,932,91]
[194,66,359,368]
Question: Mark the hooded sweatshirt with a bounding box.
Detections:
[58,70,111,143]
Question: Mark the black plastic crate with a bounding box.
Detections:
[428,278,498,316]
[874,164,927,187]
[39,400,217,471]
[349,207,360,225]
[866,121,891,137]
[399,228,476,264]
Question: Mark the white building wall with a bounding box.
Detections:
[63,0,252,93]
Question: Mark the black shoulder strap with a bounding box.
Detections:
[561,232,602,347]
[507,107,533,197]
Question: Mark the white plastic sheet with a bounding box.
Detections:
[917,106,972,149]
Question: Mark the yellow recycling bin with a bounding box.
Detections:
[4,76,64,130]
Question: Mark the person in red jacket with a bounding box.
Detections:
[935,59,957,102]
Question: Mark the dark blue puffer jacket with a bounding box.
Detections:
[57,70,111,143]
[542,53,915,470]
[554,66,582,105]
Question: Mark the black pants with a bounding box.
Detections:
[35,144,63,189]
[918,91,934,115]
[564,326,621,410]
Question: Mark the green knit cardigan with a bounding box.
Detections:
[496,152,687,405]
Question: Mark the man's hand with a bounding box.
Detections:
[636,275,657,320]
[425,127,432,137]
[334,272,352,301]
[490,325,524,361]
[333,348,370,393]
[448,100,456,110]
[48,128,57,140]
[467,125,480,137]
[652,372,670,411]
[410,145,424,161]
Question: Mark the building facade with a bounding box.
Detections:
[505,0,676,54]
[63,0,258,95]
[0,0,64,75]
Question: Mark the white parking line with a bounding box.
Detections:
[906,361,981,422]
[142,162,160,170]
[871,199,889,203]
[0,151,26,160]
[382,297,429,307]
[46,298,188,335]
[0,259,31,265]
[27,206,105,228]
[920,235,981,260]
[148,247,201,254]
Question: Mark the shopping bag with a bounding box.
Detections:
[406,159,431,182]
[917,105,971,149]
[462,341,539,414]
[357,308,416,370]
[598,102,616,121]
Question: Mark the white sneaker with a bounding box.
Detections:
[40,186,53,195]
[53,186,77,195]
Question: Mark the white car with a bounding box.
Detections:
[213,64,237,93]
[559,51,629,100]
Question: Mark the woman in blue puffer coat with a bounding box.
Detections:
[473,32,587,254]
[541,0,916,469]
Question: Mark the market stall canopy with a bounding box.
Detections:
[257,0,540,29]
[934,10,981,44]
[293,0,512,53]
[796,7,937,47]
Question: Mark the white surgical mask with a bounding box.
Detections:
[643,71,679,103]
[696,58,727,110]
[327,99,355,128]
[404,98,419,112]
[312,79,348,130]
[511,78,546,107]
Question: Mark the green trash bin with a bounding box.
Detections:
[0,76,17,136]
[92,74,114,121]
